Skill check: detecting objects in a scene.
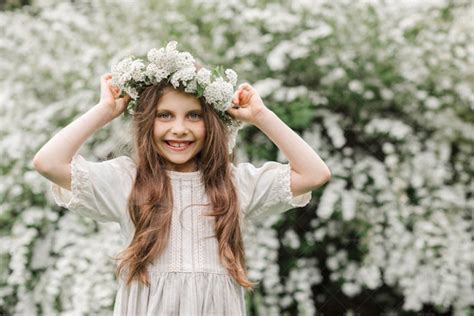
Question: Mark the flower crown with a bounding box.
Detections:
[110,41,244,154]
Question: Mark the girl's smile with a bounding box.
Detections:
[164,140,195,151]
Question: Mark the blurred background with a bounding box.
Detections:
[0,0,473,315]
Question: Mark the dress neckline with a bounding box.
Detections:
[165,169,202,180]
[122,156,204,181]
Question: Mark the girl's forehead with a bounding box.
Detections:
[156,90,202,111]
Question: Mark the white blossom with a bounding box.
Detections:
[203,78,234,111]
[224,68,237,86]
[169,66,196,88]
[196,68,212,86]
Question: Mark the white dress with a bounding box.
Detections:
[51,154,312,316]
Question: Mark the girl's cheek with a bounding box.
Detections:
[198,124,206,135]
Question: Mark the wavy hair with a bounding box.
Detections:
[112,78,258,291]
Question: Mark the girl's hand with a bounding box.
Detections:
[98,73,131,119]
[226,83,268,125]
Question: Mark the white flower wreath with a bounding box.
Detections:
[110,41,244,154]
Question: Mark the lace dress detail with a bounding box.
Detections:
[51,154,134,223]
[231,161,312,222]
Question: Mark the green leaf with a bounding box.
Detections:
[196,84,205,97]
[211,65,224,80]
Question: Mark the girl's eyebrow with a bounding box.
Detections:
[156,108,202,113]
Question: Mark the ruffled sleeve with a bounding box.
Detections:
[50,154,136,224]
[231,161,312,222]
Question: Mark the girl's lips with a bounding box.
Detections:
[164,141,194,152]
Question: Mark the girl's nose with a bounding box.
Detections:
[171,119,190,135]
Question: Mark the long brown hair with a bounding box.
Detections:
[112,80,258,291]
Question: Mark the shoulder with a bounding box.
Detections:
[230,161,285,183]
[105,155,137,179]
[230,161,283,171]
[114,155,136,168]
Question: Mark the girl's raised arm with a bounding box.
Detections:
[252,108,331,195]
[32,73,130,191]
[228,83,331,197]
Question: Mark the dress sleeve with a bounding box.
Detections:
[50,154,136,224]
[231,161,312,222]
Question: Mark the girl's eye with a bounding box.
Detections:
[157,112,202,120]
[157,112,171,119]
[189,112,202,120]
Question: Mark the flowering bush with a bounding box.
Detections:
[0,0,472,315]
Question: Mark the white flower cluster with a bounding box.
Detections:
[203,77,235,112]
[111,41,238,113]
[110,41,242,153]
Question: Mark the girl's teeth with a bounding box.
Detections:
[168,142,190,148]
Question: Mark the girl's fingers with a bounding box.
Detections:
[241,89,250,102]
[100,74,113,84]
[105,78,119,93]
[232,87,252,106]
[233,89,242,104]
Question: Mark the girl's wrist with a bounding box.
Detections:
[253,108,274,128]
[95,102,116,122]
[91,103,115,127]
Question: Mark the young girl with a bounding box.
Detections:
[33,42,331,316]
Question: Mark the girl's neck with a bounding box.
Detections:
[164,158,201,173]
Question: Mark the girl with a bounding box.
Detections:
[33,42,331,316]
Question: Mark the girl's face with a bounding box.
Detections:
[153,88,205,172]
